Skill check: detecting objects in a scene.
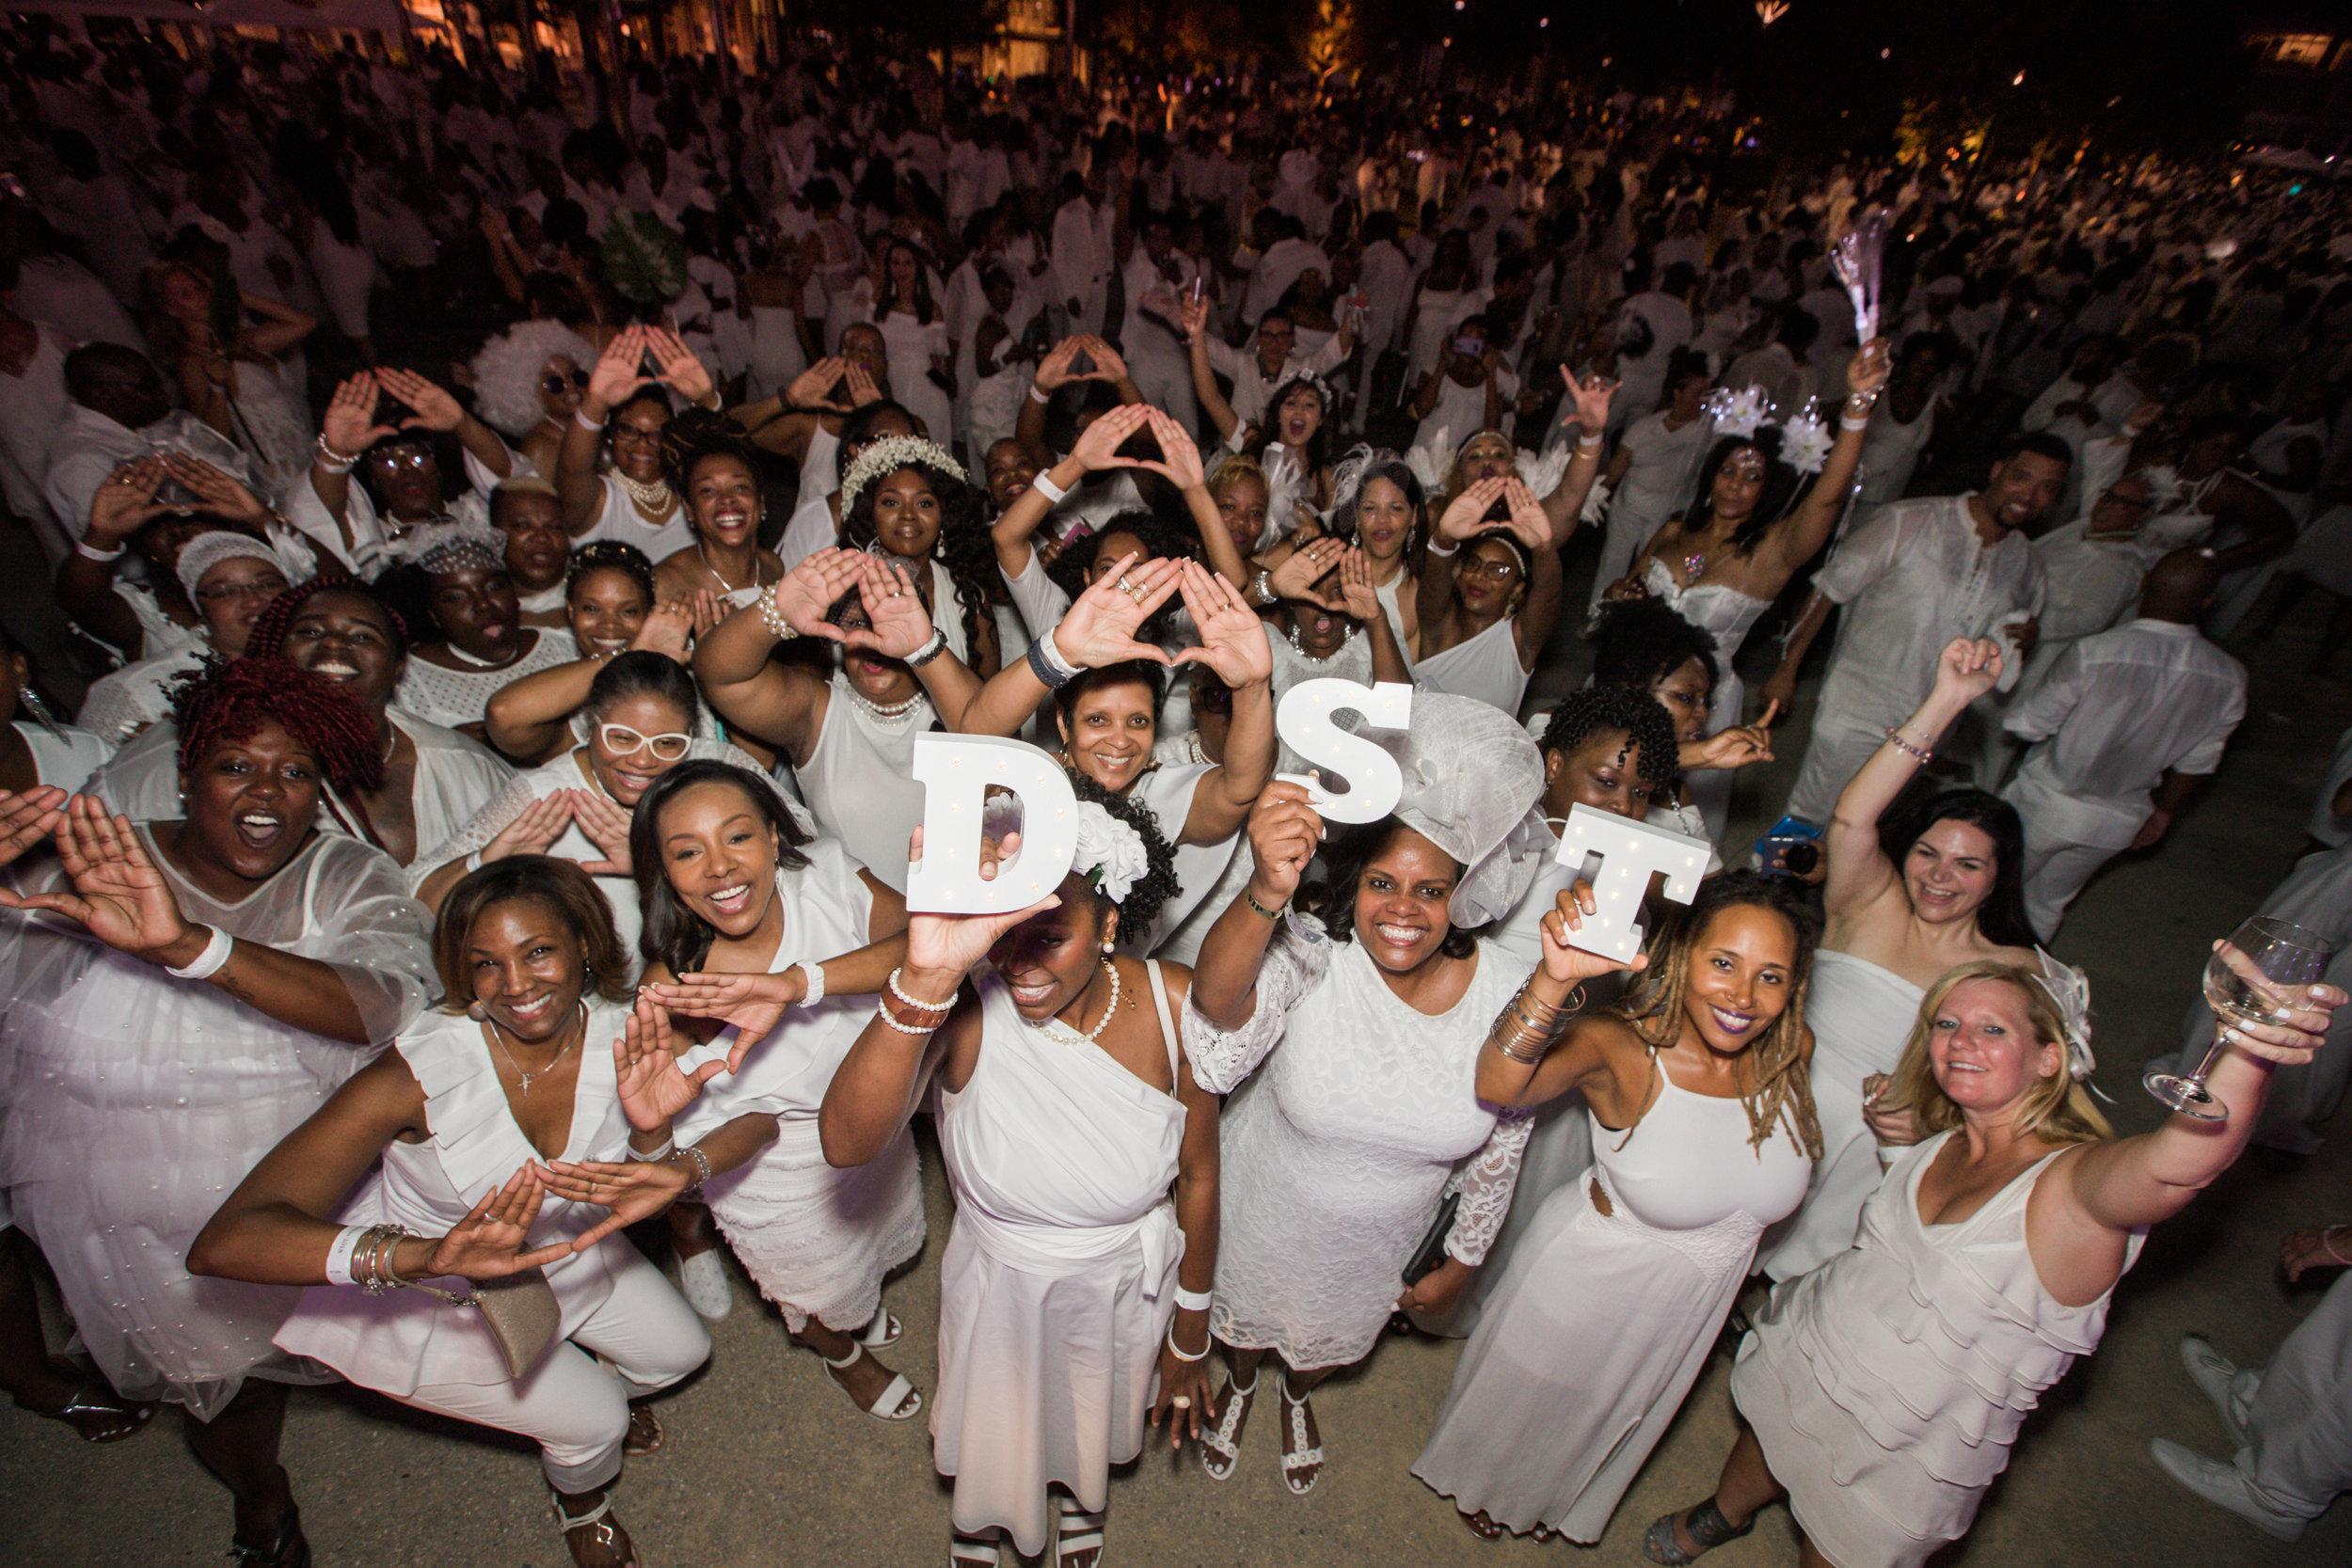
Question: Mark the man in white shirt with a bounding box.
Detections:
[1609,259,1696,436]
[1239,211,1328,326]
[1050,163,1118,336]
[1197,306,1354,435]
[1769,433,2072,826]
[2000,550,2247,938]
[1116,212,1200,430]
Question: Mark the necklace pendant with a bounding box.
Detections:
[1683,552,1707,583]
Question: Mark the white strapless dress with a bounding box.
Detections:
[1643,559,1771,842]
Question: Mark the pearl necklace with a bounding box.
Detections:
[1041,958,1121,1046]
[614,469,675,516]
[1287,622,1359,662]
[845,683,924,723]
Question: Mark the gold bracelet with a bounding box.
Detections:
[1244,887,1288,921]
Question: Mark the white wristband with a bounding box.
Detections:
[74,537,126,562]
[324,1224,370,1287]
[574,408,603,433]
[466,849,485,874]
[1028,384,1051,404]
[1576,432,1604,451]
[1030,471,1070,506]
[1840,414,1871,432]
[794,959,826,1007]
[1425,536,1459,558]
[165,924,234,979]
[1173,1285,1213,1312]
[1040,626,1082,679]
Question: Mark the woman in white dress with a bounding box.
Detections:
[950,556,1277,957]
[77,531,294,742]
[1181,696,1550,1495]
[834,434,1002,675]
[872,238,958,451]
[1410,473,1567,718]
[0,659,435,1568]
[1758,641,2050,1284]
[1652,959,2343,1567]
[647,414,783,611]
[820,787,1220,1568]
[1416,871,1821,1544]
[0,630,111,794]
[626,760,926,1418]
[468,319,600,481]
[556,325,715,563]
[1591,356,1715,616]
[1606,342,1890,837]
[290,370,516,578]
[413,653,786,967]
[141,261,316,498]
[191,858,737,1568]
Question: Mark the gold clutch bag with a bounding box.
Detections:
[462,1269,562,1379]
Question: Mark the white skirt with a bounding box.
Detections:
[702,1117,925,1335]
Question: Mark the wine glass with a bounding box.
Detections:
[2144,918,2333,1122]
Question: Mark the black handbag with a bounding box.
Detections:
[1400,1189,1462,1287]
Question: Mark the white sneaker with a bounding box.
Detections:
[675,1246,733,1322]
[2148,1439,2307,1542]
[2177,1334,2250,1446]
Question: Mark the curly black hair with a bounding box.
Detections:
[1303,816,1484,960]
[1538,685,1682,800]
[1042,509,1200,643]
[1591,597,1719,693]
[836,451,997,664]
[657,404,763,492]
[1065,769,1181,939]
[567,539,658,603]
[245,574,409,661]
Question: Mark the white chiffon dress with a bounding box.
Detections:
[1412,613,1531,718]
[1414,1061,1814,1540]
[1183,917,1534,1369]
[1732,1132,2141,1568]
[674,846,925,1334]
[0,828,435,1418]
[1758,949,1927,1282]
[930,962,1191,1556]
[1643,558,1771,843]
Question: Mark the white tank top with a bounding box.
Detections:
[797,423,841,509]
[588,473,698,562]
[1410,613,1529,717]
[799,673,930,893]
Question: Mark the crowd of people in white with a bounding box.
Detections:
[2,17,2351,1568]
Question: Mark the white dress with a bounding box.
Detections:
[1127,762,1230,954]
[877,307,955,446]
[931,963,1190,1555]
[1732,1133,2140,1568]
[797,675,932,895]
[1758,949,1928,1282]
[580,475,699,563]
[1412,613,1530,718]
[1415,1060,1814,1538]
[1643,557,1772,842]
[393,628,580,732]
[12,718,113,792]
[0,828,434,1418]
[673,849,925,1334]
[92,709,514,869]
[1184,918,1535,1369]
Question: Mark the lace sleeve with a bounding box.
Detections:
[1442,1108,1535,1267]
[1179,912,1330,1094]
[406,771,540,893]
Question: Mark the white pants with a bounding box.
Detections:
[2229,1268,2352,1522]
[2013,825,2118,942]
[1783,709,1893,828]
[389,1250,710,1492]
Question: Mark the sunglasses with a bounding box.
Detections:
[597,723,692,762]
[542,370,592,395]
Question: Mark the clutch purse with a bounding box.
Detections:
[1400,1189,1462,1287]
[456,1270,562,1380]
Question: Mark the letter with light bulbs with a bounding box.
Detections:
[1551,804,1708,960]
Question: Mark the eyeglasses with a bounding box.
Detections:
[541,370,592,395]
[1458,556,1521,583]
[197,575,291,604]
[598,723,692,762]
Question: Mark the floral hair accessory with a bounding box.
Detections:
[2031,954,2104,1090]
[416,530,510,578]
[1701,386,1771,441]
[1072,800,1149,906]
[1778,404,1835,475]
[837,435,965,517]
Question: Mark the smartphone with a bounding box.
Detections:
[1451,335,1486,357]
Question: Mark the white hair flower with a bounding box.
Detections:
[1779,406,1835,475]
[1702,386,1771,441]
[1072,801,1150,907]
[837,435,965,517]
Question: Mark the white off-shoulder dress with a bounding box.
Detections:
[1183,916,1534,1370]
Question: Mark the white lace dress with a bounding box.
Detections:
[392,628,580,732]
[1643,558,1771,842]
[1414,1062,1814,1539]
[0,828,434,1418]
[1183,916,1534,1369]
[674,847,924,1334]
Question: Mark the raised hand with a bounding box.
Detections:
[585,325,654,412]
[1930,636,2003,705]
[1536,880,1650,988]
[1081,338,1131,385]
[1338,546,1381,621]
[1126,406,1207,490]
[770,547,866,641]
[373,367,468,433]
[642,969,807,1070]
[1033,336,1086,393]
[568,788,634,877]
[1180,291,1210,342]
[787,356,854,414]
[320,372,396,457]
[85,458,176,546]
[1174,562,1274,688]
[1844,339,1891,401]
[643,326,716,406]
[611,991,723,1132]
[1045,552,1181,669]
[159,456,270,526]
[422,1165,575,1279]
[1682,717,1776,772]
[842,362,882,407]
[902,826,1059,980]
[1070,401,1151,470]
[0,796,199,964]
[1501,477,1551,549]
[0,785,67,867]
[629,599,700,663]
[1269,537,1350,611]
[1437,475,1510,543]
[478,793,576,865]
[1563,369,1620,435]
[1244,780,1324,909]
[846,554,938,659]
[539,1152,698,1252]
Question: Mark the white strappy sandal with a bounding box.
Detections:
[1277,1375,1325,1496]
[550,1490,641,1568]
[1056,1496,1106,1568]
[820,1340,923,1421]
[860,1308,903,1350]
[1200,1370,1255,1481]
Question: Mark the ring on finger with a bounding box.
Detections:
[1170,1395,1192,1408]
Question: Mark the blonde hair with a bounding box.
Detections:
[1206,452,1270,500]
[1884,961,2114,1147]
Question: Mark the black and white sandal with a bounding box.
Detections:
[948,1529,998,1566]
